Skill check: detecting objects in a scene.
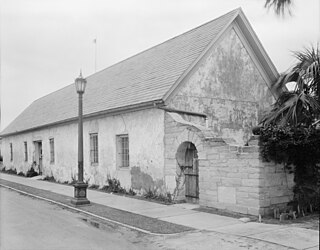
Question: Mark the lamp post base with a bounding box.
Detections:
[71,182,90,206]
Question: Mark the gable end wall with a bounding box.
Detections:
[167,25,274,145]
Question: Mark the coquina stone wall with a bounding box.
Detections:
[199,138,294,216]
[164,112,294,216]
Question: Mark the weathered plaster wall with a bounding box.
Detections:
[164,112,206,195]
[1,124,77,180]
[1,108,165,192]
[168,27,274,144]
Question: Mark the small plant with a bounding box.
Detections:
[144,189,173,204]
[18,171,25,177]
[43,176,56,182]
[89,184,99,189]
[100,178,136,196]
[26,166,38,177]
[144,189,156,199]
[1,167,17,175]
[107,178,126,193]
[128,188,136,196]
[69,174,77,185]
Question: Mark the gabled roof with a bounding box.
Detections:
[1,8,279,137]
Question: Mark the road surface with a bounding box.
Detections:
[0,187,300,250]
[0,187,156,250]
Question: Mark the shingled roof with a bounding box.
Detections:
[1,8,278,136]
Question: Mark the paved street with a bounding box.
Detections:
[0,188,154,250]
[0,174,319,250]
[0,187,290,250]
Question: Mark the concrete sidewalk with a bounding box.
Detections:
[0,173,318,250]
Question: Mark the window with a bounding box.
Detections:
[24,142,28,161]
[90,133,98,164]
[117,134,129,168]
[49,138,55,163]
[10,143,13,161]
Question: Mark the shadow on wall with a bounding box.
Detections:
[130,166,164,193]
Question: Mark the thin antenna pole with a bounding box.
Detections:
[94,37,97,72]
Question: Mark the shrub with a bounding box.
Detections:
[18,171,25,177]
[89,184,99,189]
[128,188,136,196]
[1,167,17,175]
[100,178,136,196]
[144,189,173,204]
[43,176,56,182]
[26,167,39,177]
[106,178,126,193]
[259,125,320,212]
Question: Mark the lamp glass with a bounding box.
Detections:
[75,75,87,94]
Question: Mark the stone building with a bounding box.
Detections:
[0,8,293,215]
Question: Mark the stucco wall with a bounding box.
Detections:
[167,27,274,145]
[1,108,165,192]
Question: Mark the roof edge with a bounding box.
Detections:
[0,100,164,137]
[236,9,279,81]
[162,8,241,102]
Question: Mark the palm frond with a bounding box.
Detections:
[264,0,292,15]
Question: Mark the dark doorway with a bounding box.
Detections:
[34,141,43,175]
[176,142,199,203]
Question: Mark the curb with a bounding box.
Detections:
[0,183,191,236]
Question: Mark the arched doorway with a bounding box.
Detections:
[176,142,199,203]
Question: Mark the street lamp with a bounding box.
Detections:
[71,71,90,206]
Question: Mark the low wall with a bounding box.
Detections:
[199,138,294,216]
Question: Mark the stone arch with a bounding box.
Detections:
[173,127,206,159]
[169,127,207,202]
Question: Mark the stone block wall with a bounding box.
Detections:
[163,112,294,216]
[199,139,294,216]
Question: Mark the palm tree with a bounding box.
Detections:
[264,0,293,15]
[261,45,320,126]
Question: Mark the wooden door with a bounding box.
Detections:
[185,148,199,199]
[38,142,43,175]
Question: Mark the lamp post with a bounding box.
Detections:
[71,71,90,206]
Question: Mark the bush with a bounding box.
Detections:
[43,176,56,182]
[1,167,17,175]
[144,189,173,204]
[89,184,99,189]
[18,171,25,177]
[26,167,39,177]
[259,125,320,212]
[106,178,126,193]
[100,178,136,196]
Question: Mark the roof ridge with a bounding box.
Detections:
[86,7,241,80]
[162,8,241,101]
[29,8,241,105]
[1,8,244,136]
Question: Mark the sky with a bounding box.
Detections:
[0,0,319,130]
